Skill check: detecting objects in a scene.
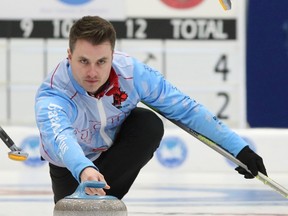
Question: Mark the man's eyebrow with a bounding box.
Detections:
[97,57,108,61]
[78,56,88,59]
[77,56,108,61]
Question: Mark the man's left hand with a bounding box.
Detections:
[235,146,267,179]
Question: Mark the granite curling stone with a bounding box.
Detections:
[53,181,127,216]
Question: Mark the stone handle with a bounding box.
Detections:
[65,181,116,200]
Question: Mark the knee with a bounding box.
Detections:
[141,109,164,140]
[121,107,164,147]
[130,108,164,147]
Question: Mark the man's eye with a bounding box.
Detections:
[80,59,88,64]
[98,59,106,65]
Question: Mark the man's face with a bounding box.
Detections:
[68,39,113,94]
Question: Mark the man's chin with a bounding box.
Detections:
[86,87,99,94]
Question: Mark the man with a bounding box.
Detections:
[35,16,267,203]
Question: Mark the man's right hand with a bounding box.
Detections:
[80,167,110,196]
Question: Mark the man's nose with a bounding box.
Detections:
[87,65,98,77]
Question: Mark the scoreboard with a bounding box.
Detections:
[0,18,236,39]
[0,0,247,128]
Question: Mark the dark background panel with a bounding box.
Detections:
[247,0,288,127]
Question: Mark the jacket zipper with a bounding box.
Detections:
[96,99,113,146]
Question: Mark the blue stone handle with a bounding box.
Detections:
[65,181,116,200]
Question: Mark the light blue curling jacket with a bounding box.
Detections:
[35,51,247,181]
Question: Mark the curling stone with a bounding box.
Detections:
[53,181,127,216]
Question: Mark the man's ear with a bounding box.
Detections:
[67,48,72,61]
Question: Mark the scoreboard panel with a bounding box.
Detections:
[0,0,246,127]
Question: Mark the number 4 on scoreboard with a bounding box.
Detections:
[214,54,229,81]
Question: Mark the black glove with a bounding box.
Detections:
[235,146,267,179]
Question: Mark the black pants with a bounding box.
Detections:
[49,107,164,203]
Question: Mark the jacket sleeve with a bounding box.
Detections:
[35,89,97,181]
[132,58,247,156]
